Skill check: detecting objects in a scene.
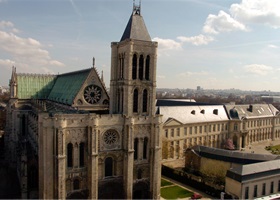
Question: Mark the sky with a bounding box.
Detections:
[1,0,280,92]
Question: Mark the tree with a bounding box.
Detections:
[223,138,235,150]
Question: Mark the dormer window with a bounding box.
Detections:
[191,110,195,115]
[200,110,205,114]
[213,109,218,115]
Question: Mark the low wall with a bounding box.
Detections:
[162,165,225,198]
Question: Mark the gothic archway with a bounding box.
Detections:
[98,181,124,199]
[133,181,150,199]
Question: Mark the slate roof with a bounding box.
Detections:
[157,105,229,124]
[191,145,279,165]
[226,159,280,182]
[224,104,277,119]
[156,99,214,107]
[120,7,151,42]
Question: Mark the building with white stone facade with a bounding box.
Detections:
[157,100,280,167]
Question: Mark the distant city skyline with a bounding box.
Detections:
[1,0,280,91]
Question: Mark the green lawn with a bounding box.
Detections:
[266,144,280,154]
[161,185,193,199]
[161,179,174,187]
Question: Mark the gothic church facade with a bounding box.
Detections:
[5,5,162,199]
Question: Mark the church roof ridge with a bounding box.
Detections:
[57,68,91,77]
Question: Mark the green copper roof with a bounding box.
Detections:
[17,74,56,99]
[48,69,91,105]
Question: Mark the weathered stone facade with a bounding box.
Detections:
[5,4,162,199]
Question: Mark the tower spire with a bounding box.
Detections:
[133,0,141,15]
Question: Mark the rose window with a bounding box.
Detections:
[83,85,102,104]
[103,130,118,145]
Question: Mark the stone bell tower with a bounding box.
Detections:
[110,3,158,117]
[109,2,162,199]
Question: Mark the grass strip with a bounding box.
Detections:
[161,185,193,199]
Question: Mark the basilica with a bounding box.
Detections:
[5,4,162,199]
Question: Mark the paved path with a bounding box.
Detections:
[242,140,280,155]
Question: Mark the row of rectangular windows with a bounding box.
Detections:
[169,134,225,146]
[245,180,280,199]
[165,123,228,138]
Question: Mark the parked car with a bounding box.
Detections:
[191,193,202,199]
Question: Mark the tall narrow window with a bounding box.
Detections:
[145,55,150,80]
[120,55,124,79]
[254,185,258,197]
[121,89,124,113]
[117,89,120,113]
[142,89,148,113]
[271,182,274,194]
[245,187,249,199]
[67,143,73,167]
[133,89,138,113]
[105,157,113,177]
[73,179,80,190]
[139,55,144,80]
[118,56,122,79]
[143,137,148,159]
[79,142,85,167]
[262,183,266,196]
[132,54,137,80]
[134,138,138,160]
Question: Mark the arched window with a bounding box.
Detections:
[117,89,123,113]
[79,142,85,167]
[117,89,120,113]
[145,55,150,80]
[132,54,137,80]
[133,89,138,113]
[139,55,144,80]
[134,138,138,160]
[143,137,148,159]
[119,54,124,79]
[67,143,73,168]
[142,89,148,113]
[105,157,113,177]
[73,179,80,190]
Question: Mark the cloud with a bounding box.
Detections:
[153,37,182,51]
[0,24,65,69]
[230,0,280,28]
[69,0,82,18]
[267,44,278,49]
[244,64,273,75]
[178,71,209,77]
[0,20,19,33]
[0,59,16,70]
[157,75,166,79]
[203,10,248,34]
[177,34,214,46]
